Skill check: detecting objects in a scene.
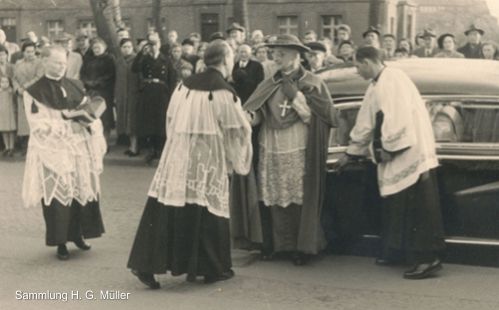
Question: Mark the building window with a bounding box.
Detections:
[47,20,64,39]
[390,17,395,35]
[277,16,299,35]
[79,20,97,37]
[0,17,17,42]
[321,15,342,42]
[407,14,413,40]
[201,13,219,41]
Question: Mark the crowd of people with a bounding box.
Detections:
[6,19,496,290]
[0,22,496,160]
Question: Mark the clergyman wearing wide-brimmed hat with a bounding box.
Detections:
[412,28,439,58]
[458,24,485,59]
[230,33,337,266]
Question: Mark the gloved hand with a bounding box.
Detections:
[281,77,298,101]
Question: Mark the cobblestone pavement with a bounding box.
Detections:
[1,160,499,310]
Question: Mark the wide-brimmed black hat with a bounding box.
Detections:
[421,28,437,38]
[362,26,380,38]
[437,33,455,49]
[305,42,327,53]
[226,22,245,34]
[265,34,311,52]
[464,24,485,36]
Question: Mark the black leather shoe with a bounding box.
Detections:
[74,238,91,250]
[131,270,160,289]
[204,269,235,284]
[403,259,442,280]
[292,252,311,266]
[57,244,69,260]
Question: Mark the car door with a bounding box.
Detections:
[324,95,499,248]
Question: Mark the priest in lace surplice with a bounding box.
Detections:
[334,46,445,280]
[127,40,252,289]
[231,34,336,266]
[22,46,106,261]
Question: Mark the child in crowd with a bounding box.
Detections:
[0,76,16,156]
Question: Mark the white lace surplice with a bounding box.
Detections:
[257,89,309,208]
[148,86,252,218]
[22,92,106,209]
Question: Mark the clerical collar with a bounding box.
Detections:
[44,74,63,82]
[372,67,386,84]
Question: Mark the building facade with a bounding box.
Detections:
[415,0,499,42]
[0,0,417,45]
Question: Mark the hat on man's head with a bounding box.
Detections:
[464,24,484,36]
[226,22,245,34]
[54,32,73,42]
[363,26,380,38]
[421,28,437,38]
[383,33,396,39]
[181,38,194,46]
[336,24,351,34]
[305,42,327,53]
[209,32,225,41]
[265,34,311,53]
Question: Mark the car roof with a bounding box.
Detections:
[318,58,499,99]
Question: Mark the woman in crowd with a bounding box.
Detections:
[434,33,464,58]
[195,41,208,73]
[254,44,277,79]
[398,38,413,56]
[482,41,498,60]
[115,38,140,156]
[80,37,116,144]
[337,40,355,64]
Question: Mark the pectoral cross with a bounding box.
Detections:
[279,99,292,117]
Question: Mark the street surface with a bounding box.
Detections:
[1,154,499,310]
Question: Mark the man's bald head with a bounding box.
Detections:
[237,44,252,61]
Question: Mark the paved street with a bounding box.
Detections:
[1,157,499,310]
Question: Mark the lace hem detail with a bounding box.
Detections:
[258,147,305,207]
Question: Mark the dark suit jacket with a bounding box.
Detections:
[232,59,264,103]
[457,43,484,59]
[412,47,439,58]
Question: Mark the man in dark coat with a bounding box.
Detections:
[413,28,439,58]
[132,32,177,163]
[232,44,264,103]
[230,34,337,265]
[457,24,485,59]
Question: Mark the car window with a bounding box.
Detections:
[329,99,499,148]
[428,100,499,143]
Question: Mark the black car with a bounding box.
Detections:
[318,59,499,264]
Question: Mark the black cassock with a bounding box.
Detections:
[127,68,241,280]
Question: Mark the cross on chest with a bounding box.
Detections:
[279,99,292,117]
